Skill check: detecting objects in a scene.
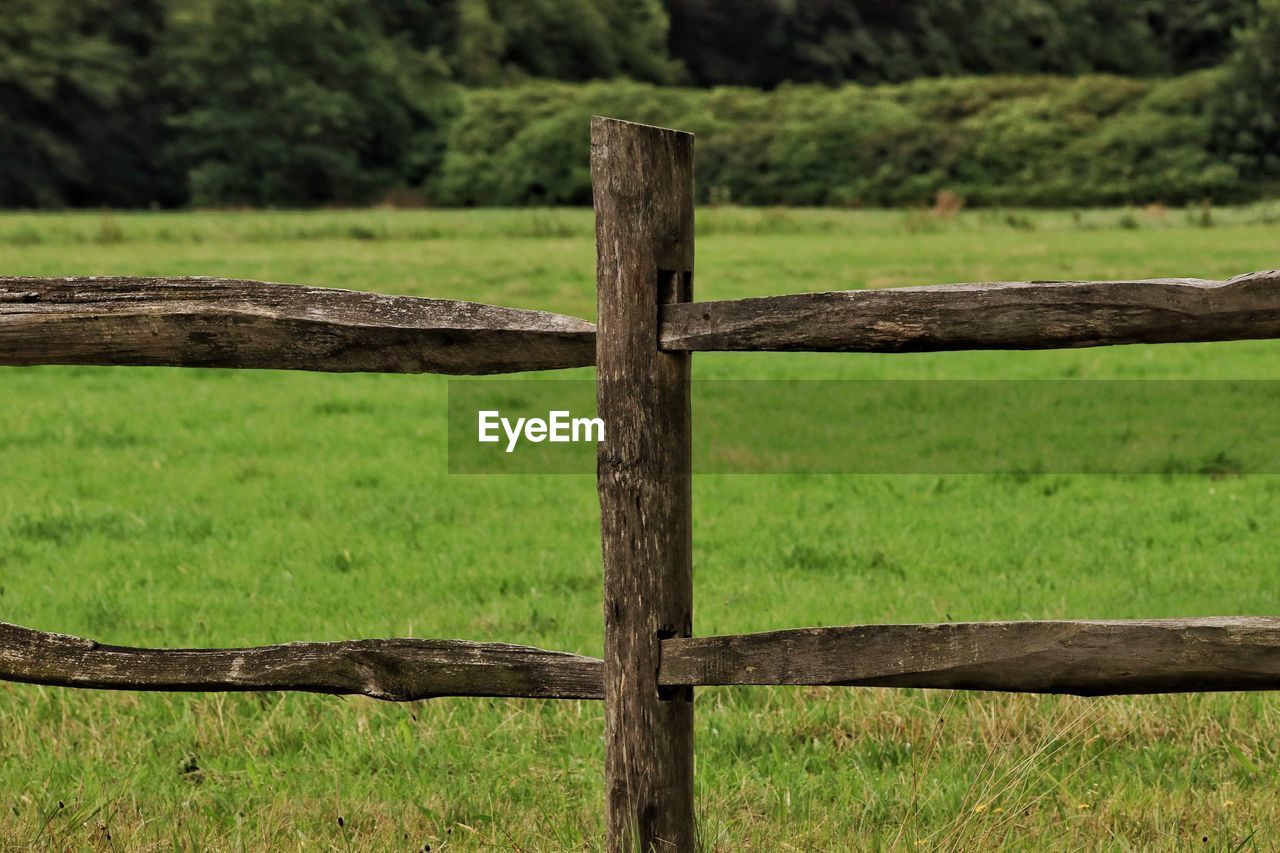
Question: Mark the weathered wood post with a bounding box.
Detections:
[592,117,696,851]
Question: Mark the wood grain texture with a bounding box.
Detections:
[0,621,603,701]
[659,618,1280,696]
[0,276,595,375]
[660,270,1280,353]
[593,117,696,851]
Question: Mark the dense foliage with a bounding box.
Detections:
[1214,0,1280,177]
[668,0,1255,88]
[0,0,1274,207]
[444,0,676,86]
[435,74,1249,207]
[164,0,447,206]
[0,0,178,207]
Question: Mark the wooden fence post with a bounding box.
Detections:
[592,117,696,851]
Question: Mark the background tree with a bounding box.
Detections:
[0,0,177,208]
[0,0,1269,208]
[665,0,1255,88]
[448,0,676,84]
[165,0,448,207]
[1214,0,1280,179]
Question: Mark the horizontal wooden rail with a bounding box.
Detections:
[8,617,1280,700]
[6,272,1280,374]
[0,621,603,700]
[658,618,1280,696]
[0,277,595,375]
[660,270,1280,353]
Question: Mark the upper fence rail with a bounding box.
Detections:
[4,272,1279,378]
[0,277,595,375]
[660,270,1280,353]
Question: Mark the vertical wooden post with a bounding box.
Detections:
[592,116,695,851]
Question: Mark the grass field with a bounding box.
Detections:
[1,205,1279,850]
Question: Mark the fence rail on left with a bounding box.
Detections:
[0,277,596,375]
[0,621,604,701]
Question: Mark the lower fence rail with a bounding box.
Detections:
[0,621,603,701]
[5,617,1278,701]
[661,617,1280,695]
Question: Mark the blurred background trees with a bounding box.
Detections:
[0,0,178,207]
[667,0,1253,87]
[0,0,1273,208]
[164,0,448,206]
[1213,0,1280,177]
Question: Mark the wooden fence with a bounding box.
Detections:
[3,117,1280,851]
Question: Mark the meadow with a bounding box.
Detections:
[1,204,1279,849]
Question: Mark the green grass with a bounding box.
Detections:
[1,204,1279,849]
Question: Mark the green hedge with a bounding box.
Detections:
[432,72,1253,208]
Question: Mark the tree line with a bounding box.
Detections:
[668,0,1256,88]
[0,0,1275,208]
